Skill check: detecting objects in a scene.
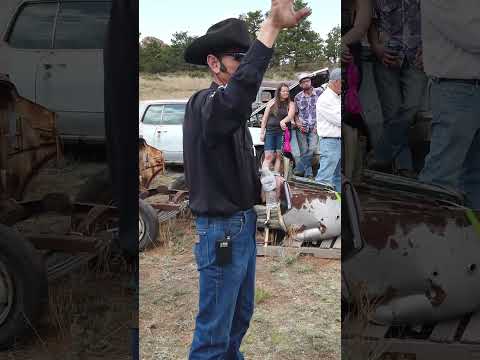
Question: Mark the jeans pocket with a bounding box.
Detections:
[194,219,213,270]
[224,216,244,239]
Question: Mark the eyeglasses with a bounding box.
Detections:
[221,52,246,61]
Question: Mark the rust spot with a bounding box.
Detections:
[288,185,336,210]
[426,280,447,307]
[319,224,327,233]
[361,216,396,250]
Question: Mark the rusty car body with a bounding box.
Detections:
[342,171,480,359]
[0,76,118,348]
[341,45,480,358]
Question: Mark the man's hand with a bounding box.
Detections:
[258,0,311,48]
[296,120,307,133]
[269,0,312,29]
[373,43,401,67]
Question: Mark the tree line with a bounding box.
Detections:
[139,0,340,77]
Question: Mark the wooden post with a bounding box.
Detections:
[264,206,271,247]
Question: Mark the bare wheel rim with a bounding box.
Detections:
[139,215,146,243]
[0,259,14,326]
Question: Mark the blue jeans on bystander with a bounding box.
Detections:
[294,129,318,177]
[315,137,341,192]
[419,79,480,210]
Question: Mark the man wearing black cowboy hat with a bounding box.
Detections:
[182,1,311,359]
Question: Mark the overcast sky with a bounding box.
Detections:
[140,0,340,44]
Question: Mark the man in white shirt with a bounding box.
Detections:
[419,1,480,209]
[315,68,342,192]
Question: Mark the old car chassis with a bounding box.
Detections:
[0,76,120,348]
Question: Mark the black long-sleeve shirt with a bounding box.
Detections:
[183,40,273,216]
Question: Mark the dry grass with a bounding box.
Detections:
[3,265,135,360]
[3,155,134,359]
[139,72,297,101]
[139,214,341,360]
[140,74,211,100]
[342,283,390,360]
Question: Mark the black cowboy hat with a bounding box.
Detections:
[184,18,251,66]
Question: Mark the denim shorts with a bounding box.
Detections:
[264,130,283,151]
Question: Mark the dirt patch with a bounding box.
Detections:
[139,217,341,360]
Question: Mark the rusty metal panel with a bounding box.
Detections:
[343,174,480,324]
[139,139,165,189]
[0,78,60,200]
[282,181,341,241]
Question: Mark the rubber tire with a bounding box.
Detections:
[75,168,113,204]
[139,199,159,252]
[0,225,48,349]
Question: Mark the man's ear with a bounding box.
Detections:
[207,54,220,75]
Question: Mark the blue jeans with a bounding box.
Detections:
[294,129,318,177]
[264,129,283,151]
[315,137,341,192]
[373,61,428,170]
[189,209,257,360]
[419,79,480,209]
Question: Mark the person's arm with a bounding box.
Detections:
[367,20,398,66]
[422,0,480,54]
[342,0,372,46]
[201,1,311,145]
[260,102,272,140]
[280,101,295,130]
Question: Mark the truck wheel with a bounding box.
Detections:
[0,225,48,349]
[139,199,159,252]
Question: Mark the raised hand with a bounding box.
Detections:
[268,0,312,29]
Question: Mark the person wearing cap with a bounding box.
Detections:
[314,68,342,191]
[293,72,325,178]
[182,1,311,359]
